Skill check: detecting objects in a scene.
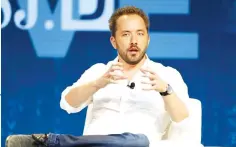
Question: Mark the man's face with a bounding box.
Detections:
[110,14,150,65]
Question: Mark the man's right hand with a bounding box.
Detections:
[94,62,127,89]
[63,62,127,109]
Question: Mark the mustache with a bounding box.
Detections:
[128,44,139,50]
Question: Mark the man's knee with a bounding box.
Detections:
[121,133,150,147]
[5,135,35,147]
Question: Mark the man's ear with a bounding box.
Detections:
[148,35,150,46]
[110,36,117,49]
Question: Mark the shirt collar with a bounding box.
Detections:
[112,54,150,69]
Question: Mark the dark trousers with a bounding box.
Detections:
[6,132,149,147]
[47,132,149,147]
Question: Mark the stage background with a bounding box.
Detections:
[1,0,236,146]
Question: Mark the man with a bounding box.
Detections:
[6,6,202,147]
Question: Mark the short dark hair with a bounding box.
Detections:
[108,6,150,36]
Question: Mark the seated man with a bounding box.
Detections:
[6,6,203,147]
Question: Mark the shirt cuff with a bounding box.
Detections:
[60,86,91,114]
[170,116,190,130]
[167,116,191,140]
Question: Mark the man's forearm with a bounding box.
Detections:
[65,80,100,108]
[163,93,189,122]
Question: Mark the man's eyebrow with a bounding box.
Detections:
[136,29,145,32]
[121,29,145,32]
[121,30,131,33]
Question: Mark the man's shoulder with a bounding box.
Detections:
[87,60,114,71]
[149,60,180,75]
[149,60,185,85]
[86,63,107,73]
[81,63,108,78]
[150,60,182,79]
[89,63,106,69]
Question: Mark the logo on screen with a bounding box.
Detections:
[1,0,198,58]
[1,0,114,57]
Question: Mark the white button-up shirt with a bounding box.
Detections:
[60,56,202,147]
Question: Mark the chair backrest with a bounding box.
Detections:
[83,98,202,142]
[182,98,202,142]
[83,103,94,135]
[163,98,202,143]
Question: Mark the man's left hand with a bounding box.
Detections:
[140,68,168,92]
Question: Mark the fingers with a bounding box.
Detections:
[142,73,156,80]
[140,69,167,92]
[110,65,123,72]
[141,81,157,91]
[140,68,158,91]
[141,78,156,90]
[109,71,127,80]
[142,86,155,91]
[112,62,123,66]
[141,80,156,86]
[141,68,157,80]
[109,62,124,71]
[107,62,127,83]
[140,68,156,75]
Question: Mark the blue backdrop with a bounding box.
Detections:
[1,0,236,146]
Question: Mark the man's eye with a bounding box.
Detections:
[122,33,129,36]
[138,32,144,36]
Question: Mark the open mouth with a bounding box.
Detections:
[128,47,139,54]
[128,47,139,56]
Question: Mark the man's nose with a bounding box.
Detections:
[130,35,138,45]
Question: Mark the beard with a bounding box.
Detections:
[116,43,147,65]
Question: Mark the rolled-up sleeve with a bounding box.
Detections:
[168,117,191,139]
[165,67,200,142]
[60,63,106,114]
